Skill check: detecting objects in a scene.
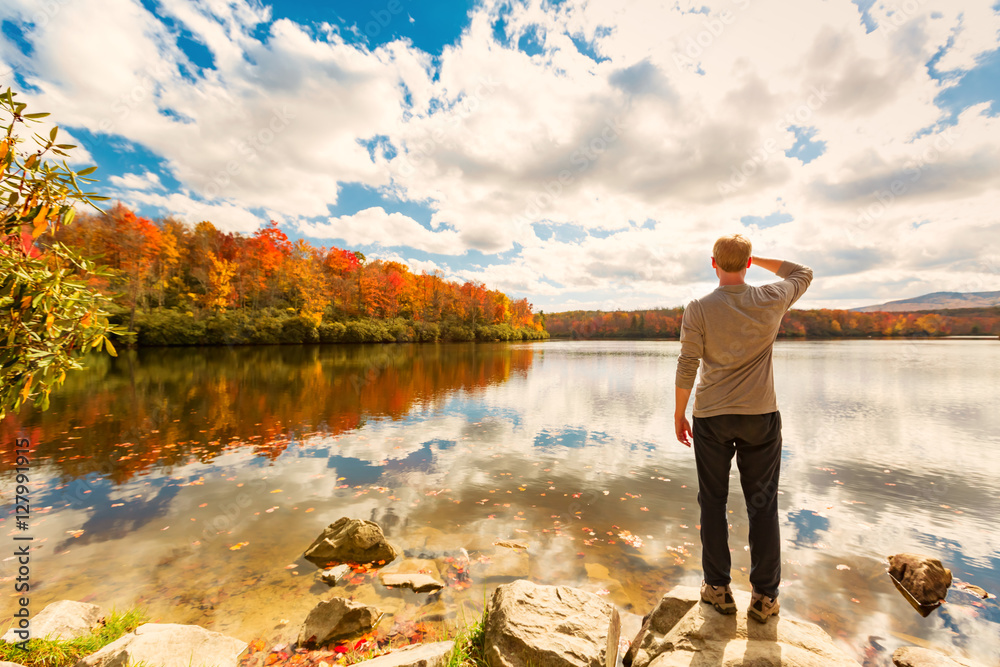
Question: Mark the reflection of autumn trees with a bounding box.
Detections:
[0,344,534,482]
[546,307,1000,339]
[53,205,542,335]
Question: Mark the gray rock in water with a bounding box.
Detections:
[319,564,353,585]
[1,600,105,643]
[483,579,621,667]
[298,596,383,648]
[892,646,983,667]
[624,586,861,667]
[304,518,399,566]
[888,553,953,606]
[358,641,455,667]
[74,623,247,667]
[380,572,445,593]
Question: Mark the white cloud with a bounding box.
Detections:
[298,206,464,255]
[108,170,164,190]
[3,0,998,308]
[118,189,266,233]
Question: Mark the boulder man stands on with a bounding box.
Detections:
[673,233,813,623]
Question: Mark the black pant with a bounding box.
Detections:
[693,411,782,599]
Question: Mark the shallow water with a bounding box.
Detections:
[2,339,998,664]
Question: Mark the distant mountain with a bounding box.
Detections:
[852,291,1000,313]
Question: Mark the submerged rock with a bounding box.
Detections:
[298,596,383,648]
[483,579,620,667]
[319,564,352,585]
[892,646,983,667]
[304,518,399,567]
[74,623,246,667]
[357,641,455,667]
[494,540,528,550]
[1,600,105,643]
[380,572,445,593]
[624,586,860,667]
[888,553,952,606]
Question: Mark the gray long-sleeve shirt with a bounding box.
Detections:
[675,261,813,418]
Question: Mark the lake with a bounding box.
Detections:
[1,339,998,665]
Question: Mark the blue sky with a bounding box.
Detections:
[1,0,998,310]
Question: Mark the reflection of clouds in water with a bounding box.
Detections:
[9,340,999,662]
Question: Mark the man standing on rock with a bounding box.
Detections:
[673,233,813,623]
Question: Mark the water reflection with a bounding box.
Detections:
[0,340,997,665]
[1,343,535,480]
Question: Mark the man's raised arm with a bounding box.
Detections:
[753,256,813,309]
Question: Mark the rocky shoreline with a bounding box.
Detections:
[1,518,989,667]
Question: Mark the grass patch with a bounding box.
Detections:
[447,603,488,667]
[0,607,148,667]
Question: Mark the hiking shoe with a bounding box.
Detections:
[700,582,737,615]
[748,591,780,623]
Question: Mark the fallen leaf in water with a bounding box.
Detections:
[270,489,282,493]
[230,542,249,551]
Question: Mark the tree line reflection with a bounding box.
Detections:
[1,343,536,483]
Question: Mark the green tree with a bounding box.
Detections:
[0,88,128,418]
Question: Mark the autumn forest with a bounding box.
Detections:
[47,203,999,347]
[54,204,547,345]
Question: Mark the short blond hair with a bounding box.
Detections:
[713,234,752,272]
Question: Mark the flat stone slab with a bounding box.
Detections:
[625,586,860,667]
[2,600,105,643]
[359,641,455,667]
[319,564,352,585]
[893,646,983,667]
[380,573,445,593]
[74,623,247,667]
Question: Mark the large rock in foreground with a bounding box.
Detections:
[74,623,246,667]
[624,586,860,667]
[888,554,952,606]
[1,600,105,643]
[304,518,399,566]
[892,646,983,667]
[298,596,383,648]
[484,579,621,667]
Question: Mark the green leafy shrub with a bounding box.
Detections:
[318,321,347,343]
[134,310,205,346]
[281,315,319,344]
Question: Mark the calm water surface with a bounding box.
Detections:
[1,340,998,664]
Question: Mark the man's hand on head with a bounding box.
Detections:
[675,413,692,447]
